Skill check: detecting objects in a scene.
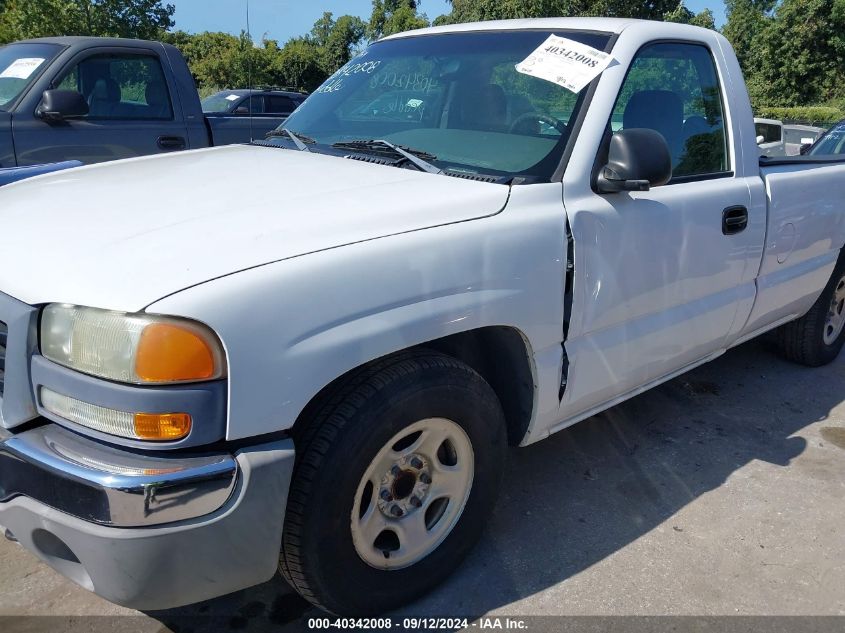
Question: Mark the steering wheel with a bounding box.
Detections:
[509,112,567,135]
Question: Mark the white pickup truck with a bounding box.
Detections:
[1,18,845,616]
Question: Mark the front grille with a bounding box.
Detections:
[0,292,38,427]
[0,320,7,397]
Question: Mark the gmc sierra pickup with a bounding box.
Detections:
[0,36,295,168]
[1,18,844,616]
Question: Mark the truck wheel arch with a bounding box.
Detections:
[292,326,536,448]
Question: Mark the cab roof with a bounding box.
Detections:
[383,17,708,40]
[17,36,167,48]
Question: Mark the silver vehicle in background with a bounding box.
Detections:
[755,117,826,156]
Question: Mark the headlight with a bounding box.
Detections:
[41,304,226,385]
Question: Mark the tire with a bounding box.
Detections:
[279,350,508,615]
[776,251,845,367]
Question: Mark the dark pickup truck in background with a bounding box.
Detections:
[0,36,302,168]
[201,88,307,146]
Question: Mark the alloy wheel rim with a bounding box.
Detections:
[824,275,845,345]
[350,418,474,570]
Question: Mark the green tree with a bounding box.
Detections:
[311,12,367,73]
[159,9,366,94]
[160,30,280,89]
[663,2,715,29]
[368,0,429,40]
[276,37,325,91]
[721,0,773,84]
[435,0,681,23]
[0,0,174,43]
[751,0,845,106]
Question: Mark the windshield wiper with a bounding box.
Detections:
[332,139,443,175]
[266,128,315,151]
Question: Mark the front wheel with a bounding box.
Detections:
[776,251,845,366]
[279,351,507,615]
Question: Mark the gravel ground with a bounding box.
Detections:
[1,338,843,632]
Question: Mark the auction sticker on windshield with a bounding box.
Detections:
[0,58,46,80]
[516,35,612,93]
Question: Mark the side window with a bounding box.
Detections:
[266,95,296,114]
[612,42,729,180]
[755,121,782,143]
[56,66,79,92]
[238,95,265,114]
[55,53,173,121]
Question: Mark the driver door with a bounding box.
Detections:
[560,40,765,418]
[13,48,188,165]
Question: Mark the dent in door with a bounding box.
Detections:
[559,216,575,400]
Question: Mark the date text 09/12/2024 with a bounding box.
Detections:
[307,618,528,630]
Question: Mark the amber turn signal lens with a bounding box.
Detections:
[135,322,220,383]
[134,412,192,440]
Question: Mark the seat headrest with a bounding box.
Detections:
[90,78,121,103]
[683,115,711,137]
[458,83,507,131]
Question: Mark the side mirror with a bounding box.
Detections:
[756,135,765,145]
[37,90,89,122]
[597,128,672,194]
[799,143,812,155]
[234,106,250,114]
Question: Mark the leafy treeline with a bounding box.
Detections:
[1,0,843,119]
[724,0,845,108]
[0,0,174,41]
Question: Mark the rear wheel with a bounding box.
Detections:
[776,252,845,366]
[279,350,507,615]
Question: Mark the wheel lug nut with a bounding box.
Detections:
[420,473,431,484]
[390,505,404,517]
[410,496,422,508]
[380,490,393,502]
[390,465,401,476]
[410,457,423,469]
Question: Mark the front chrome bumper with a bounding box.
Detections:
[0,423,237,527]
[0,423,296,610]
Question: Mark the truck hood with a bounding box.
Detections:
[0,144,509,311]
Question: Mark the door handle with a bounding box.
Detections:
[157,136,186,151]
[722,205,748,235]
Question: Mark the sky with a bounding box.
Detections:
[169,1,728,43]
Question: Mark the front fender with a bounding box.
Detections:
[148,185,568,441]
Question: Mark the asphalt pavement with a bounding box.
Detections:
[1,338,843,632]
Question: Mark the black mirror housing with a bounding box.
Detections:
[37,90,89,121]
[597,128,673,193]
[799,143,812,156]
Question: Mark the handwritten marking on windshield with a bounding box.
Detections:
[370,72,439,93]
[315,59,383,95]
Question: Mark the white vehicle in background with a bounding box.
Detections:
[755,118,827,157]
[784,123,826,155]
[1,18,845,616]
[755,117,786,156]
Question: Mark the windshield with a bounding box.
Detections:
[279,30,611,180]
[202,91,242,113]
[0,43,61,110]
[809,121,845,156]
